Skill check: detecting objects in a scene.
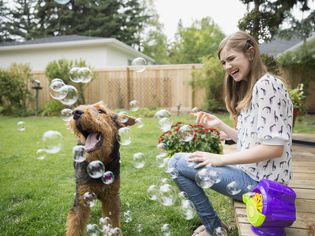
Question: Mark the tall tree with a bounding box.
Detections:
[34,0,150,47]
[238,0,314,42]
[141,0,169,64]
[169,17,225,64]
[1,0,151,47]
[4,0,38,41]
[0,0,11,42]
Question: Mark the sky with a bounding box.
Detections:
[154,0,315,41]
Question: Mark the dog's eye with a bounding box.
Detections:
[98,109,106,114]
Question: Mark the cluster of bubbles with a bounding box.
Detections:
[49,78,78,107]
[146,178,196,221]
[49,67,93,122]
[86,216,122,236]
[85,160,115,185]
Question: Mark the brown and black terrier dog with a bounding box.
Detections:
[66,101,135,236]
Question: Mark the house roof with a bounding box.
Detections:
[259,37,304,56]
[0,35,154,63]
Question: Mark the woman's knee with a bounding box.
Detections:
[168,153,190,171]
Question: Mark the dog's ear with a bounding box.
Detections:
[95,100,106,108]
[111,113,137,128]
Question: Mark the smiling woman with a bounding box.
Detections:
[168,31,294,236]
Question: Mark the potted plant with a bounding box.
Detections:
[289,83,306,128]
[158,122,223,157]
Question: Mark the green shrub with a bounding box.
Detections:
[40,100,64,116]
[0,64,32,115]
[192,56,225,111]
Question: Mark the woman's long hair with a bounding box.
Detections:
[217,31,267,122]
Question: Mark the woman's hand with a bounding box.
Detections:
[195,112,222,129]
[189,151,225,168]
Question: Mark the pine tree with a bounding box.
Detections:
[34,0,150,47]
[5,0,38,41]
[0,0,11,42]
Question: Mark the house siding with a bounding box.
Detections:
[0,44,135,71]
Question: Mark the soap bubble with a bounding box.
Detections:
[17,121,25,131]
[79,67,93,83]
[42,130,63,154]
[117,111,129,124]
[83,192,97,207]
[195,168,215,189]
[214,226,228,236]
[208,170,221,184]
[180,199,195,220]
[191,107,199,114]
[131,57,146,73]
[101,171,114,185]
[135,118,144,128]
[72,145,86,163]
[54,0,70,4]
[118,127,132,146]
[87,160,105,178]
[179,125,195,142]
[158,118,172,132]
[161,178,170,184]
[123,210,132,223]
[129,100,139,112]
[61,108,73,122]
[99,216,112,227]
[161,224,171,236]
[147,184,159,201]
[156,152,168,168]
[111,227,122,236]
[60,85,78,106]
[86,223,100,235]
[50,78,65,91]
[36,148,46,160]
[69,66,81,83]
[132,152,145,169]
[246,184,255,192]
[49,79,67,100]
[157,142,166,150]
[166,167,179,179]
[158,183,176,206]
[226,181,242,195]
[178,191,188,200]
[154,109,171,119]
[136,224,144,233]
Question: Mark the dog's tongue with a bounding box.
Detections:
[85,133,99,152]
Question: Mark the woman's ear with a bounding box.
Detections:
[247,47,255,61]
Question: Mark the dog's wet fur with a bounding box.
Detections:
[66,101,135,236]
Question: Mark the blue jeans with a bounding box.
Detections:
[168,153,258,234]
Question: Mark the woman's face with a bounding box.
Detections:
[219,47,251,82]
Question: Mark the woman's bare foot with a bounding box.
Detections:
[193,229,212,236]
[192,225,205,236]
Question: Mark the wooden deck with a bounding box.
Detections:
[223,142,315,236]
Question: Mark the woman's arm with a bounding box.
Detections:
[196,112,238,142]
[189,144,284,168]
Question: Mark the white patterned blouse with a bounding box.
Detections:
[236,74,293,184]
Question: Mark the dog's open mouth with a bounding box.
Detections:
[77,124,103,153]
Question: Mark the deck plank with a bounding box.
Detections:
[228,142,315,236]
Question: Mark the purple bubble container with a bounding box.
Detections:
[243,179,296,236]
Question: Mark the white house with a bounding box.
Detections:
[0,35,154,71]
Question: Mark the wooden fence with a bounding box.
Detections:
[30,64,315,113]
[31,64,207,112]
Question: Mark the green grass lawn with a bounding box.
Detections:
[0,113,313,236]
